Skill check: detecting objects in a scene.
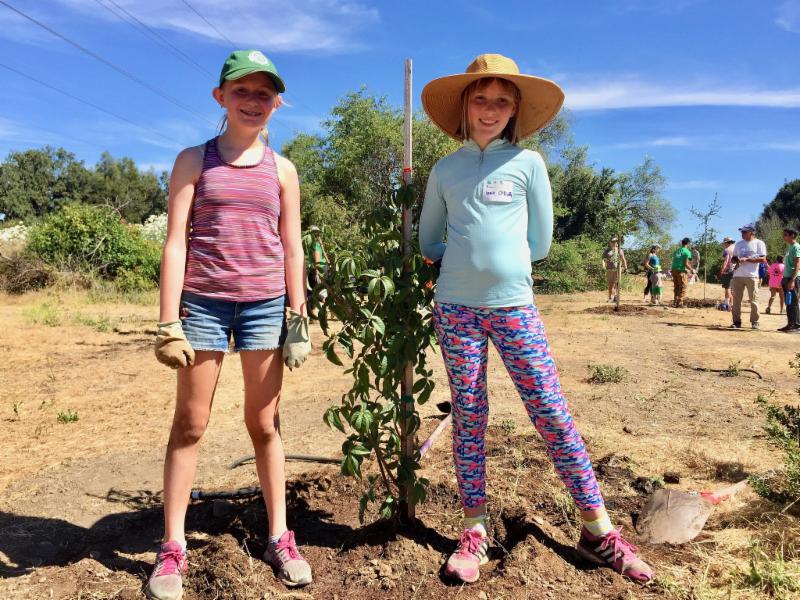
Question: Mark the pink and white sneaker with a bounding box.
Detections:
[444,529,490,583]
[144,541,187,600]
[576,527,653,583]
[263,530,312,587]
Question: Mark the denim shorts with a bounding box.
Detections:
[179,291,287,352]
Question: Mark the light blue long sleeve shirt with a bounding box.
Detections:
[418,138,553,308]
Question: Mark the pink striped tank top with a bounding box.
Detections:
[183,138,285,301]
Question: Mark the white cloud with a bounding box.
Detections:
[565,79,800,110]
[610,0,706,15]
[612,136,693,149]
[776,0,800,33]
[53,0,379,53]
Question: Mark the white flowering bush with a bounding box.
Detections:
[137,213,168,246]
[0,224,29,249]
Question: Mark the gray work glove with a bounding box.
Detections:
[155,321,195,369]
[283,308,311,370]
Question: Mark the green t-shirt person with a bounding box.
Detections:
[307,239,327,269]
[672,246,692,272]
[785,241,800,275]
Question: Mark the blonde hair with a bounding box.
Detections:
[457,77,521,144]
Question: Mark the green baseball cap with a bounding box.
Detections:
[219,50,286,93]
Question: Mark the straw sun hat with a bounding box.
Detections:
[421,54,565,141]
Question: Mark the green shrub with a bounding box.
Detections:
[749,354,800,507]
[587,363,627,384]
[26,203,160,283]
[534,237,606,294]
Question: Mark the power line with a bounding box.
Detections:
[175,0,325,135]
[0,62,186,149]
[179,0,236,48]
[94,0,213,78]
[0,0,215,126]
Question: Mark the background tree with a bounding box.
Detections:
[0,147,93,220]
[759,179,800,226]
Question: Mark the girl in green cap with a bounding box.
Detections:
[146,50,312,600]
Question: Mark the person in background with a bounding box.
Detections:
[779,228,800,332]
[689,243,701,284]
[642,244,661,302]
[603,237,627,303]
[305,225,329,319]
[718,237,735,311]
[650,267,664,305]
[730,223,767,329]
[765,254,785,315]
[671,238,694,308]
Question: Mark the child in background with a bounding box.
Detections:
[419,54,652,585]
[650,268,664,305]
[147,50,313,600]
[766,255,785,314]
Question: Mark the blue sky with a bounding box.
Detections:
[1,0,798,241]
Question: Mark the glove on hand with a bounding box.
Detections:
[155,320,195,369]
[283,308,311,370]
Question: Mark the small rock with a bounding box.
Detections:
[378,563,393,578]
[532,514,544,526]
[663,471,681,484]
[478,592,488,600]
[622,426,635,435]
[369,558,379,566]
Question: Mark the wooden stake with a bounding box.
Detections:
[400,58,415,521]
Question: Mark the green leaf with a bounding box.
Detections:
[323,406,345,433]
[371,315,385,336]
[350,443,372,457]
[351,408,374,434]
[325,343,344,366]
[379,495,396,520]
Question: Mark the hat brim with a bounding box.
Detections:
[421,72,564,141]
[222,67,286,93]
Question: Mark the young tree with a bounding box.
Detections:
[690,194,721,299]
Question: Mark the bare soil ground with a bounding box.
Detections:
[1,281,799,599]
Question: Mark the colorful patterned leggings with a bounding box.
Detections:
[432,303,604,512]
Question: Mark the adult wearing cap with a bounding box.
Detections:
[730,224,767,329]
[718,236,736,310]
[670,238,695,307]
[779,227,800,332]
[602,237,627,303]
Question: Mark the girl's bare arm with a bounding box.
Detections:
[276,154,306,316]
[159,146,203,323]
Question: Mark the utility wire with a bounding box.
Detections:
[0,0,215,126]
[179,0,236,48]
[176,0,326,135]
[94,0,213,77]
[0,62,185,149]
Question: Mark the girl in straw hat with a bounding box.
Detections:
[419,54,653,584]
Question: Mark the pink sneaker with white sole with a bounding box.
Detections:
[576,527,653,583]
[144,541,187,600]
[263,530,312,587]
[444,529,489,583]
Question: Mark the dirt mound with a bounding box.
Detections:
[584,304,665,316]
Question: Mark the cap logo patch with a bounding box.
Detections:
[248,51,269,65]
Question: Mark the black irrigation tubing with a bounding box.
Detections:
[190,486,261,501]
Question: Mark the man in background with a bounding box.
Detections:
[730,224,767,329]
[671,238,694,308]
